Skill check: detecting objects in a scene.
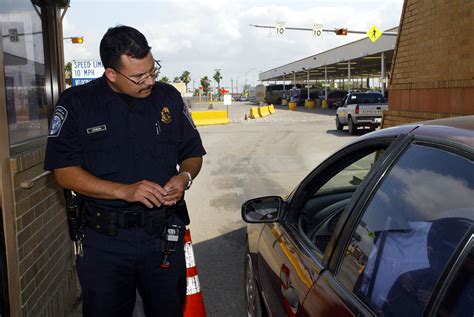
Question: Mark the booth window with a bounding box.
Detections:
[1,0,49,147]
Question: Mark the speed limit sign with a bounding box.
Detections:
[313,23,323,37]
[275,22,286,36]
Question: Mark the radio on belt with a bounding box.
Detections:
[161,224,181,268]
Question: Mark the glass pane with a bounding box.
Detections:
[437,246,474,317]
[299,149,385,253]
[1,0,49,145]
[319,150,383,194]
[337,144,474,316]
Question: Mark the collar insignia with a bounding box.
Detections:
[161,106,172,124]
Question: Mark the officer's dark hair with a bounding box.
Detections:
[100,25,151,70]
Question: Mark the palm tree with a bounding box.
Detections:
[159,76,170,83]
[173,77,181,83]
[213,69,222,100]
[180,71,191,92]
[200,76,210,94]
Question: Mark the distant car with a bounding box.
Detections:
[336,92,388,134]
[327,90,348,108]
[243,116,474,317]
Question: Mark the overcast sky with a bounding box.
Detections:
[63,0,404,90]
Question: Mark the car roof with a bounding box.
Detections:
[355,115,474,149]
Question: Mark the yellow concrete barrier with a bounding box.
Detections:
[268,104,275,114]
[322,99,328,109]
[281,98,288,106]
[249,107,260,119]
[305,99,315,109]
[289,101,297,111]
[191,110,229,126]
[258,106,270,117]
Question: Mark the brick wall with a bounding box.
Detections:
[385,0,474,127]
[10,148,79,316]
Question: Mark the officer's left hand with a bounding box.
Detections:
[162,175,188,205]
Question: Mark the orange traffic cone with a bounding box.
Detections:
[183,229,206,317]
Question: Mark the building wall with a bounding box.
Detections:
[10,148,78,316]
[385,0,474,127]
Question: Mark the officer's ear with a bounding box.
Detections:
[104,68,117,83]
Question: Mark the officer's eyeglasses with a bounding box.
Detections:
[114,60,161,86]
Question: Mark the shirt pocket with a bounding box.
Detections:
[83,130,121,178]
[150,134,179,174]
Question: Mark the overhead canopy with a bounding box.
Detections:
[259,27,398,83]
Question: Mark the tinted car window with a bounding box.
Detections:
[347,93,385,105]
[437,245,474,316]
[298,148,386,253]
[337,143,474,315]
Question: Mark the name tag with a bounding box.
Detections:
[86,125,107,134]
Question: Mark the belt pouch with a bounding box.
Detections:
[144,209,167,235]
[86,206,119,237]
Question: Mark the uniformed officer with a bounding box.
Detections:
[44,25,206,317]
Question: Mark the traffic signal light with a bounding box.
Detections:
[335,28,348,36]
[71,37,84,44]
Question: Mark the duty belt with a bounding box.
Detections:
[84,202,174,236]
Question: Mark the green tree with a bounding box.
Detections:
[173,76,181,83]
[180,70,191,92]
[64,62,72,86]
[213,69,222,100]
[200,76,210,94]
[159,76,170,83]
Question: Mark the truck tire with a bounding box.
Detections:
[348,117,357,135]
[335,116,343,131]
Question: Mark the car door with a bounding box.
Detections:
[305,137,474,316]
[256,135,401,316]
[337,96,349,124]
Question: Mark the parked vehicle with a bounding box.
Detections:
[336,92,388,134]
[242,115,474,317]
[326,90,348,108]
[286,88,320,106]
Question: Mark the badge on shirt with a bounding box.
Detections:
[48,105,68,137]
[86,125,107,134]
[161,106,172,124]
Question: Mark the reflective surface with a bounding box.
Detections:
[1,0,49,145]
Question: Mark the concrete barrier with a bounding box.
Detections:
[249,107,260,119]
[191,110,229,126]
[289,101,297,111]
[322,99,328,109]
[268,104,275,114]
[281,98,288,106]
[258,106,270,117]
[305,99,315,109]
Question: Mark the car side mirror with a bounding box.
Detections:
[241,196,284,223]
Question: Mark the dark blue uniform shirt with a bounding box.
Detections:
[44,76,206,206]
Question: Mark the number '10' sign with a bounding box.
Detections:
[275,22,286,35]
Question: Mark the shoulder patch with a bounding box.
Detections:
[48,106,68,137]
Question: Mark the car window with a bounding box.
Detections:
[347,93,385,105]
[296,148,386,253]
[436,245,474,316]
[336,143,474,316]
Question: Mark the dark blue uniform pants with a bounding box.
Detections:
[76,214,186,317]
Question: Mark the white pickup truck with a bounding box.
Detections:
[335,92,388,134]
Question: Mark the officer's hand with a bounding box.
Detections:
[162,175,187,205]
[117,180,167,208]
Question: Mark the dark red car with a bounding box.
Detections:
[326,90,348,108]
[243,116,474,317]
